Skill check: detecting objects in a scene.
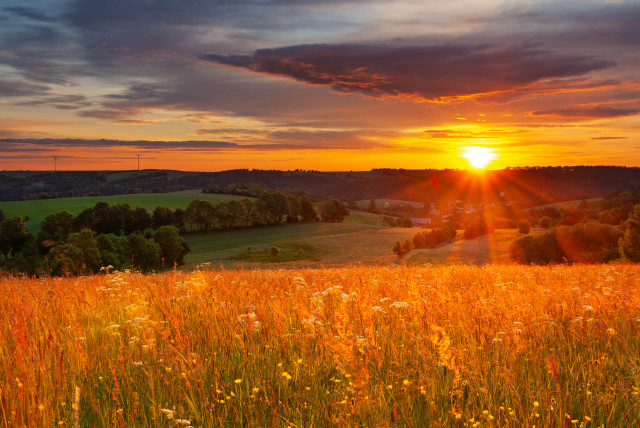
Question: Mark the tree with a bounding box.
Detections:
[0,216,29,259]
[257,191,289,225]
[619,219,640,262]
[367,199,378,213]
[318,199,349,222]
[186,199,216,232]
[97,233,129,270]
[172,208,187,233]
[286,194,301,223]
[392,239,413,259]
[66,229,102,274]
[517,220,531,234]
[50,243,84,276]
[464,219,493,240]
[152,206,174,229]
[92,202,123,235]
[401,218,413,228]
[299,195,318,222]
[538,216,555,229]
[619,205,640,262]
[8,238,44,276]
[559,208,586,226]
[556,222,622,263]
[131,207,152,233]
[153,226,190,267]
[270,245,281,259]
[127,234,162,272]
[38,211,74,245]
[73,207,97,232]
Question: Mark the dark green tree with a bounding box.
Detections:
[172,207,187,233]
[127,234,162,272]
[0,216,29,259]
[131,207,152,233]
[153,226,190,267]
[38,211,74,245]
[66,229,102,273]
[286,194,301,223]
[92,202,123,235]
[186,199,216,232]
[299,195,318,222]
[97,233,129,269]
[152,206,174,229]
[318,199,349,222]
[50,243,84,276]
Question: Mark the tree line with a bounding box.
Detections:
[0,190,349,276]
[511,204,640,264]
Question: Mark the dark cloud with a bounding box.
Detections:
[19,95,89,110]
[203,44,615,101]
[591,137,627,140]
[4,6,57,23]
[0,138,239,150]
[0,79,49,97]
[0,135,388,152]
[532,106,640,118]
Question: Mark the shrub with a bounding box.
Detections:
[464,219,493,240]
[517,221,531,234]
[270,246,281,259]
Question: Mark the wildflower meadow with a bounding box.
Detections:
[1,264,639,427]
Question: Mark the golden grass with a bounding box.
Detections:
[1,264,639,427]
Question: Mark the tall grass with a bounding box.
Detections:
[1,264,639,427]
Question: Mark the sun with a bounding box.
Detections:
[462,146,495,169]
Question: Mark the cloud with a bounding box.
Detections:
[202,43,615,101]
[591,136,627,140]
[0,79,49,97]
[532,106,640,118]
[0,138,239,151]
[3,6,57,23]
[19,95,89,110]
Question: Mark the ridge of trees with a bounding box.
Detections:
[3,166,640,205]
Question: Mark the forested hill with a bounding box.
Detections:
[1,166,640,205]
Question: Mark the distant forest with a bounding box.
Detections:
[2,166,640,205]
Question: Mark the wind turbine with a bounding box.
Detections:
[52,156,57,172]
[136,153,141,171]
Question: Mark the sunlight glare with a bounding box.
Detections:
[462,146,495,169]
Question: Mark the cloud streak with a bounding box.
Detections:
[203,43,615,101]
[532,106,640,118]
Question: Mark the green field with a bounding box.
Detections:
[183,211,394,267]
[183,210,527,268]
[0,190,243,234]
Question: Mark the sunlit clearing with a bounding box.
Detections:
[462,146,495,169]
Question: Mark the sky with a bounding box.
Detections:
[0,0,639,171]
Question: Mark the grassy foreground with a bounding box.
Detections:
[1,265,639,427]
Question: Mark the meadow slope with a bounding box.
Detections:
[1,264,639,427]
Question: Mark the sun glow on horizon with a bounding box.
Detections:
[462,146,496,169]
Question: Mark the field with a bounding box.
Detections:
[0,190,243,235]
[183,213,527,268]
[408,229,532,266]
[1,264,639,427]
[183,211,421,268]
